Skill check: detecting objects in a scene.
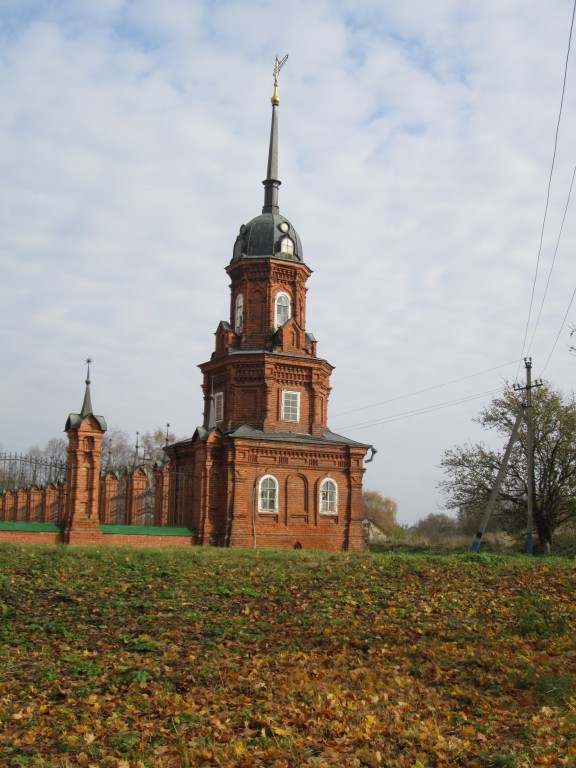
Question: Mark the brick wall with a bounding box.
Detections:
[0,528,64,545]
[1,484,66,523]
[168,434,368,552]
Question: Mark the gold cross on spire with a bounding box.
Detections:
[271,54,288,105]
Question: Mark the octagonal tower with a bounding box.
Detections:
[166,58,372,550]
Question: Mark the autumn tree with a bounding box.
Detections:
[456,502,504,536]
[19,426,186,472]
[439,383,576,553]
[363,491,398,534]
[414,512,458,543]
[41,437,67,464]
[102,426,135,469]
[140,426,183,463]
[103,425,185,469]
[24,438,68,465]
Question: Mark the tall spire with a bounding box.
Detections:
[65,357,107,433]
[262,54,288,215]
[80,357,93,417]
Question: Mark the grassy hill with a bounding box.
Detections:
[1,545,575,767]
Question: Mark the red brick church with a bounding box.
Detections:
[0,59,374,551]
[165,58,373,550]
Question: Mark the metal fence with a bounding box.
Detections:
[99,465,195,528]
[165,467,195,527]
[0,453,67,492]
[0,452,195,530]
[0,453,67,523]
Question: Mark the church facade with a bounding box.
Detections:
[165,60,372,551]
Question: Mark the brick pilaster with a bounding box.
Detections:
[65,416,105,545]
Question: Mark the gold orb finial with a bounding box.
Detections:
[271,53,288,105]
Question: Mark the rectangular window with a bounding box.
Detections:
[215,392,224,422]
[321,489,337,514]
[282,390,300,422]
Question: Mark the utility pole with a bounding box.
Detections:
[471,357,543,554]
[513,358,543,555]
[471,405,525,553]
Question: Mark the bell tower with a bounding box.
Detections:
[200,55,330,438]
[167,58,372,550]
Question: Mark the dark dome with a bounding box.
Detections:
[232,213,303,263]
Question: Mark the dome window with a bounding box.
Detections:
[280,236,294,255]
[275,292,291,328]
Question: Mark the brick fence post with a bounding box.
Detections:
[64,415,106,544]
[63,365,107,545]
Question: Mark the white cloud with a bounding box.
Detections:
[1,0,575,524]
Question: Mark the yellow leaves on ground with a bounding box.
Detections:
[1,548,575,766]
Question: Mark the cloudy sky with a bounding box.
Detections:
[1,0,575,525]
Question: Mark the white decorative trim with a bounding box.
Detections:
[258,474,278,513]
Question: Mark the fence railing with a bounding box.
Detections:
[0,453,67,492]
[0,453,67,523]
[98,465,194,527]
[0,452,195,530]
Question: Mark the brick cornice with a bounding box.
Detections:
[226,256,312,282]
[199,351,334,377]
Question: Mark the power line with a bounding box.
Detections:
[528,164,576,356]
[516,0,576,380]
[338,388,504,433]
[539,284,576,377]
[330,360,518,420]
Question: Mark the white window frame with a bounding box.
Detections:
[275,292,291,328]
[235,293,244,334]
[259,475,278,513]
[214,392,224,422]
[281,390,300,422]
[280,236,294,255]
[319,478,338,515]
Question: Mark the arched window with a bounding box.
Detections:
[259,475,278,513]
[235,293,244,334]
[275,292,290,328]
[280,236,294,255]
[319,478,338,515]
